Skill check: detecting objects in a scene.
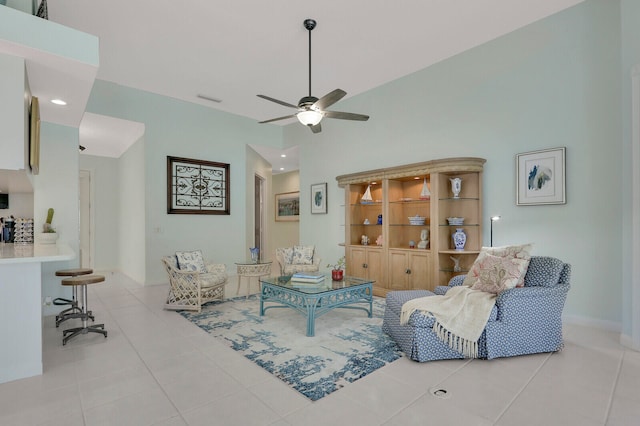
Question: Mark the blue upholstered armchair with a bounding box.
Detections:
[382,256,571,361]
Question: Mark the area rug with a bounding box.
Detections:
[179,295,403,401]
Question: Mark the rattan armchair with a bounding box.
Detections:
[162,255,227,312]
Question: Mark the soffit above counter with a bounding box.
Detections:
[0,6,99,128]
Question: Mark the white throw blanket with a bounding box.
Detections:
[400,286,496,358]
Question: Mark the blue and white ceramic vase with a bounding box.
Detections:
[452,228,466,251]
[249,247,259,262]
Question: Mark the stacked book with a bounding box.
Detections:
[291,272,325,284]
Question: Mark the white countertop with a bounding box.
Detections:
[0,243,75,264]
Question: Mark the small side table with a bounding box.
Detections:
[235,261,272,298]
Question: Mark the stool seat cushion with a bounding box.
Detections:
[56,268,93,277]
[61,275,105,286]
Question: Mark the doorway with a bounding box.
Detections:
[254,174,266,259]
[79,170,92,268]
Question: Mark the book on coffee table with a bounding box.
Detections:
[291,272,325,284]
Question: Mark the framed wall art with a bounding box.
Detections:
[275,191,300,221]
[516,147,566,206]
[310,182,327,214]
[167,156,230,214]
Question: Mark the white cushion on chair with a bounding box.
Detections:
[175,250,206,272]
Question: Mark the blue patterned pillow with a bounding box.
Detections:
[292,245,315,265]
[175,250,206,273]
[524,256,564,287]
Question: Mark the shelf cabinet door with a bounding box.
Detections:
[346,246,384,289]
[388,250,432,291]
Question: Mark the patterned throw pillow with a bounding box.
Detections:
[175,250,207,273]
[277,247,294,265]
[470,253,530,294]
[463,243,533,288]
[292,245,315,265]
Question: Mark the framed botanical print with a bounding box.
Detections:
[516,147,566,205]
[167,156,230,214]
[310,182,327,214]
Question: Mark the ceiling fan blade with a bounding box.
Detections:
[257,95,299,109]
[259,114,297,124]
[310,123,322,133]
[313,89,347,110]
[323,110,370,121]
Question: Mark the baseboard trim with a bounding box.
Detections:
[620,334,640,351]
[562,314,621,333]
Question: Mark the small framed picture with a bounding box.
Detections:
[275,191,300,221]
[516,147,566,205]
[310,183,327,214]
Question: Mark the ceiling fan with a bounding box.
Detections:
[257,19,369,134]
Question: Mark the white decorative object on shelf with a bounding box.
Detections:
[408,215,426,225]
[450,177,462,198]
[447,217,464,225]
[450,256,462,272]
[419,178,431,200]
[417,229,429,249]
[361,185,373,204]
[452,228,466,251]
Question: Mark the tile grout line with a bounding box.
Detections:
[492,352,553,424]
[602,348,625,425]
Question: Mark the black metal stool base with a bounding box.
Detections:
[63,323,107,345]
[56,309,94,327]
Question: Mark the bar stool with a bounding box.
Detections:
[54,268,94,327]
[61,274,107,345]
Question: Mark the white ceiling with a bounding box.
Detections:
[8,0,585,178]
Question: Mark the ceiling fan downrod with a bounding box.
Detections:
[304,19,316,98]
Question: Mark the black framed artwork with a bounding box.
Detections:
[167,156,230,215]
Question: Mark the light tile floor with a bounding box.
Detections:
[1,272,639,425]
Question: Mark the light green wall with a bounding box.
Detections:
[290,0,623,326]
[620,0,640,338]
[85,80,283,284]
[0,4,99,67]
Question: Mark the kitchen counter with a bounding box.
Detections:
[0,243,76,384]
[0,242,74,264]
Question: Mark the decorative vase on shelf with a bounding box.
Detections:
[452,228,466,251]
[449,177,462,198]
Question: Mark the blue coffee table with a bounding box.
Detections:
[259,275,374,337]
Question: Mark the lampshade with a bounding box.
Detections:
[297,110,323,126]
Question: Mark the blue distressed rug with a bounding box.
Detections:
[179,295,403,401]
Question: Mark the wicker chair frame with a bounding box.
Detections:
[162,256,227,312]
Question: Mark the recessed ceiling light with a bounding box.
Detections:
[51,99,67,105]
[281,154,286,158]
[279,167,284,171]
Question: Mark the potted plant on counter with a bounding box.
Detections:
[39,208,58,244]
[327,256,346,281]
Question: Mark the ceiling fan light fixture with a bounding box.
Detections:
[297,109,323,126]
